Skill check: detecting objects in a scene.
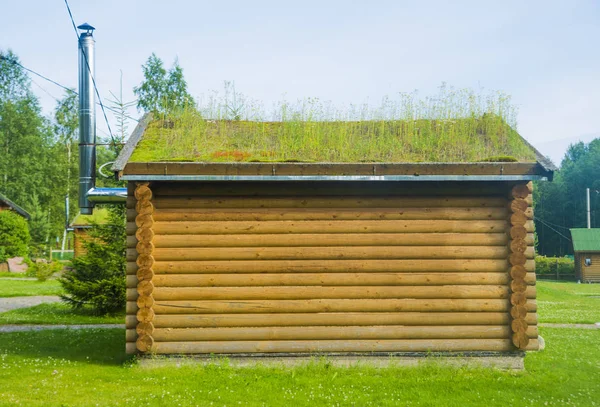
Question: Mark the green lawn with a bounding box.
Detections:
[0,278,63,297]
[0,281,598,406]
[0,327,597,406]
[0,303,124,325]
[537,281,600,324]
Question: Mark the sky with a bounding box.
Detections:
[1,0,599,165]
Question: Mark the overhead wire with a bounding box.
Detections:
[0,54,139,122]
[533,216,572,242]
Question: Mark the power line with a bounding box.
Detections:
[0,55,75,95]
[0,50,139,123]
[63,0,116,148]
[532,216,571,231]
[534,216,572,243]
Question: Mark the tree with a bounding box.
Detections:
[59,205,126,314]
[0,210,30,262]
[54,90,79,226]
[133,53,195,115]
[534,139,600,256]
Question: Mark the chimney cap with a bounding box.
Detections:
[77,23,95,33]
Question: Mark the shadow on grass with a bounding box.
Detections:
[0,328,130,365]
[0,302,125,325]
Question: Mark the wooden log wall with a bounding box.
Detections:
[508,182,538,350]
[125,181,538,355]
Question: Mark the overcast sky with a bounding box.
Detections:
[1,0,599,165]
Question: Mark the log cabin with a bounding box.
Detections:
[0,192,31,220]
[570,228,600,283]
[69,208,109,257]
[112,113,555,358]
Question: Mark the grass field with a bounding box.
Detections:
[0,281,598,406]
[0,303,123,325]
[0,327,597,406]
[0,278,62,297]
[537,281,600,324]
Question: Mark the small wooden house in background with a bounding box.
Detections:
[0,193,31,220]
[69,208,109,257]
[113,114,555,359]
[570,228,600,283]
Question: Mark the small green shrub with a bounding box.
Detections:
[0,210,30,262]
[26,260,64,281]
[59,206,126,315]
[535,255,574,275]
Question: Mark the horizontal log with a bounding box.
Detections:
[150,259,536,274]
[148,233,535,248]
[126,329,138,342]
[151,339,536,354]
[152,196,508,210]
[134,246,514,262]
[152,325,539,342]
[126,315,138,328]
[125,342,138,354]
[151,220,508,235]
[126,301,138,314]
[152,298,537,314]
[152,312,538,328]
[144,272,537,288]
[145,285,536,301]
[151,207,510,222]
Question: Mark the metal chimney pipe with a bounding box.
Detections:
[587,188,591,229]
[78,23,96,215]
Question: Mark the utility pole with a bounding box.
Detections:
[587,188,591,229]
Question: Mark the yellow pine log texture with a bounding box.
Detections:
[127,219,535,236]
[129,272,536,288]
[136,233,534,249]
[150,338,540,354]
[150,312,538,328]
[149,219,509,235]
[150,298,537,314]
[134,182,155,353]
[150,196,509,210]
[151,325,539,342]
[149,259,536,274]
[126,285,536,301]
[127,232,536,249]
[130,246,535,262]
[508,182,534,350]
[148,207,510,222]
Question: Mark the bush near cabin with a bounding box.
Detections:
[0,210,30,263]
[59,206,126,314]
[535,255,574,276]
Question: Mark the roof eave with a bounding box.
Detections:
[119,161,551,181]
[0,193,31,220]
[112,113,152,175]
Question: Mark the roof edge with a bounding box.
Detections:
[121,161,551,179]
[0,193,31,220]
[519,136,558,173]
[112,113,152,173]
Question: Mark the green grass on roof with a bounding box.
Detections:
[571,228,600,252]
[129,86,538,164]
[71,208,109,226]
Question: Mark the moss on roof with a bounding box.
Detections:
[129,114,537,164]
[70,208,109,227]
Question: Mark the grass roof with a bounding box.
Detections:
[129,115,536,164]
[70,208,109,227]
[127,86,538,164]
